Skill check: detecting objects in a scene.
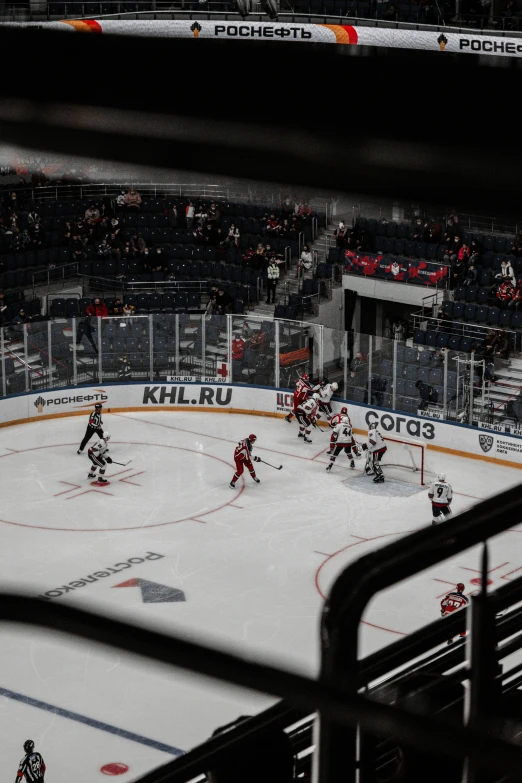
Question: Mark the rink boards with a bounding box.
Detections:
[0,382,521,469]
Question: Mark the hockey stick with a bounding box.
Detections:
[112,459,133,466]
[258,458,283,470]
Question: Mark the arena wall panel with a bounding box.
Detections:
[1,382,522,468]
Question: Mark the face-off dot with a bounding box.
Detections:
[100,763,129,776]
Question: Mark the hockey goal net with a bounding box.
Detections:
[380,435,431,485]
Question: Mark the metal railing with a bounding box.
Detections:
[2,2,522,32]
[2,314,518,431]
[0,181,331,221]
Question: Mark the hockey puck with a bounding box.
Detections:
[91,480,111,487]
[100,763,129,775]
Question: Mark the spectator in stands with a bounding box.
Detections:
[451,257,466,289]
[112,298,124,316]
[470,237,483,256]
[412,217,428,242]
[297,244,313,278]
[76,313,97,352]
[215,287,232,315]
[28,222,43,247]
[85,203,100,220]
[205,286,219,316]
[11,307,31,335]
[124,187,142,210]
[116,189,126,209]
[496,258,516,285]
[495,329,510,360]
[443,234,462,265]
[511,231,522,257]
[110,217,121,237]
[20,228,31,248]
[169,202,178,227]
[509,278,522,310]
[483,330,498,359]
[248,329,267,353]
[458,243,470,264]
[232,333,245,361]
[207,203,221,223]
[73,218,86,240]
[97,239,111,258]
[133,232,146,253]
[335,221,347,248]
[86,298,108,318]
[463,263,477,288]
[123,302,135,317]
[227,223,240,248]
[185,201,195,229]
[416,379,438,411]
[496,278,514,305]
[72,237,86,261]
[204,221,217,246]
[350,351,367,378]
[118,354,132,380]
[27,209,40,227]
[427,220,441,243]
[266,259,280,305]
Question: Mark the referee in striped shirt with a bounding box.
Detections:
[16,740,46,783]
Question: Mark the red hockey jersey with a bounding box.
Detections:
[441,591,469,615]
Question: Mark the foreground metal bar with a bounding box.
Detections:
[0,594,520,777]
[318,479,522,783]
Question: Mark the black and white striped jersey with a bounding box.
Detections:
[88,411,103,428]
[16,752,46,783]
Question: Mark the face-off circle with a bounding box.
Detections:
[0,442,243,532]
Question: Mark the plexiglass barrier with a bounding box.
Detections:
[0,314,493,427]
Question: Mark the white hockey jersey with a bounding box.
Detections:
[298,397,319,418]
[332,420,353,445]
[329,412,350,429]
[428,480,453,507]
[319,383,336,404]
[88,440,109,458]
[367,428,386,454]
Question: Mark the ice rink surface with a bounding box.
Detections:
[1,409,521,782]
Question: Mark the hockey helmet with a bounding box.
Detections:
[341,407,348,415]
[438,472,446,482]
[23,740,35,754]
[103,431,111,442]
[331,382,338,391]
[95,402,103,410]
[312,393,320,401]
[456,583,465,593]
[302,373,309,381]
[248,434,257,443]
[368,421,378,430]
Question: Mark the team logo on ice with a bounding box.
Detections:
[34,396,46,413]
[479,434,494,453]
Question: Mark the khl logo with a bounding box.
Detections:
[479,434,494,453]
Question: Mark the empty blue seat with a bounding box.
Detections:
[499,310,512,328]
[425,331,437,347]
[436,332,450,348]
[487,307,500,325]
[448,335,461,351]
[454,287,467,301]
[413,329,425,345]
[464,304,477,321]
[453,302,465,319]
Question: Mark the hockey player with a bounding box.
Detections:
[77,403,104,454]
[326,417,355,472]
[296,393,320,443]
[16,740,46,783]
[285,373,313,423]
[428,473,453,525]
[230,434,261,488]
[329,407,350,429]
[87,432,112,483]
[441,583,469,644]
[316,381,338,421]
[361,421,387,483]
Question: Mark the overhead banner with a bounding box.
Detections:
[4,20,522,58]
